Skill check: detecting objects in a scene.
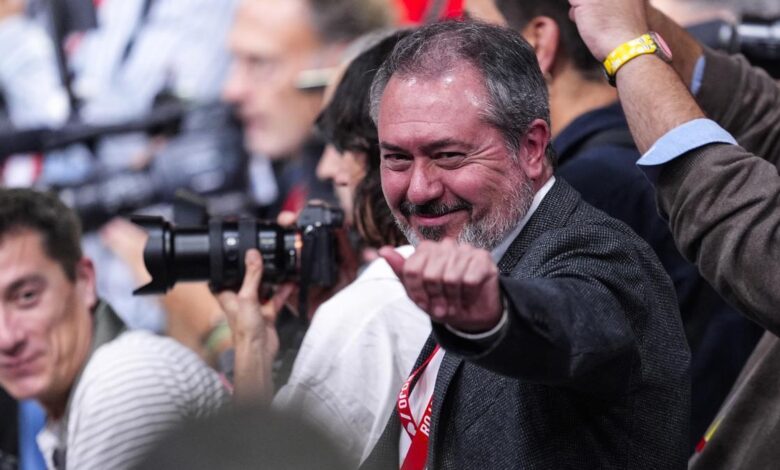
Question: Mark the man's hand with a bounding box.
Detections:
[379,239,503,333]
[216,249,293,403]
[568,0,650,61]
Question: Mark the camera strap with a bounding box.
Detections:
[297,227,317,322]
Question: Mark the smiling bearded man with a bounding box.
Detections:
[358,20,691,470]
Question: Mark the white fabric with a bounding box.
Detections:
[36,330,228,470]
[399,177,556,464]
[273,245,431,466]
[71,0,238,123]
[0,16,69,128]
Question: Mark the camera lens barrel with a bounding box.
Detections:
[134,215,300,294]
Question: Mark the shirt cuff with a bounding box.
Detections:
[637,118,737,183]
[445,302,508,340]
[691,55,706,95]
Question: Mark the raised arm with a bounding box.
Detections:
[569,0,780,332]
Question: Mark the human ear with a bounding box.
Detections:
[75,258,97,311]
[518,119,552,182]
[521,16,561,77]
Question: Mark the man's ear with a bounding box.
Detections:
[520,16,561,76]
[518,119,552,184]
[75,258,97,311]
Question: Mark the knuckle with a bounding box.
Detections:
[442,272,460,287]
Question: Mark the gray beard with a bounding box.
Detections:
[394,177,535,251]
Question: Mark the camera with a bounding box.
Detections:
[132,201,344,295]
[688,17,780,78]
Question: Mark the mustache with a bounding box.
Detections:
[400,199,472,217]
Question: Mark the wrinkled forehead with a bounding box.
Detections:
[378,64,491,127]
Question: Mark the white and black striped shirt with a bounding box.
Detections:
[36,331,228,470]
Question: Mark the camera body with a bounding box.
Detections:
[133,201,344,295]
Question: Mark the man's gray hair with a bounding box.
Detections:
[369,20,554,164]
[308,0,395,44]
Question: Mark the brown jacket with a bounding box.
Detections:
[655,48,780,469]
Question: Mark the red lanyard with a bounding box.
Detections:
[398,345,441,470]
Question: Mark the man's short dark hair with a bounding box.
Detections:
[369,20,553,164]
[495,0,603,81]
[309,0,394,44]
[0,188,83,280]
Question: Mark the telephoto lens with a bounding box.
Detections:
[133,202,343,294]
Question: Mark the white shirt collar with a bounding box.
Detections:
[491,176,556,263]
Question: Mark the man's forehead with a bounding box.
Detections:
[230,0,320,57]
[379,65,489,124]
[0,230,50,288]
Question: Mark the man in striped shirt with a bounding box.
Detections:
[0,188,228,470]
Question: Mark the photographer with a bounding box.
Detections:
[190,32,430,466]
[569,0,780,466]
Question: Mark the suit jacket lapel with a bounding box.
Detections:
[428,350,461,466]
[361,336,442,469]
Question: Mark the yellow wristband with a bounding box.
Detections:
[603,32,672,86]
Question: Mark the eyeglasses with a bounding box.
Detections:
[295,66,338,91]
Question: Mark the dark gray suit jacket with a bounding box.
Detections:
[362,180,690,469]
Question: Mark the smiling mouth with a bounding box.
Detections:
[400,199,472,218]
[0,354,41,373]
[411,209,466,225]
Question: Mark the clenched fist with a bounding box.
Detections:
[380,239,503,333]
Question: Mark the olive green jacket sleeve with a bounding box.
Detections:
[656,49,780,335]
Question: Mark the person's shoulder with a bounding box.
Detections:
[89,330,205,369]
[78,330,226,405]
[316,249,414,314]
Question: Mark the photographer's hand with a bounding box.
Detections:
[277,208,358,320]
[380,239,503,333]
[216,249,293,404]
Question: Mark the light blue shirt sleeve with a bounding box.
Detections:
[691,55,706,95]
[637,119,737,183]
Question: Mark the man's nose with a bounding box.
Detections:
[406,161,443,205]
[222,61,248,104]
[0,313,24,356]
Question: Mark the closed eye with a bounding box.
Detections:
[382,153,410,161]
[436,152,465,159]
